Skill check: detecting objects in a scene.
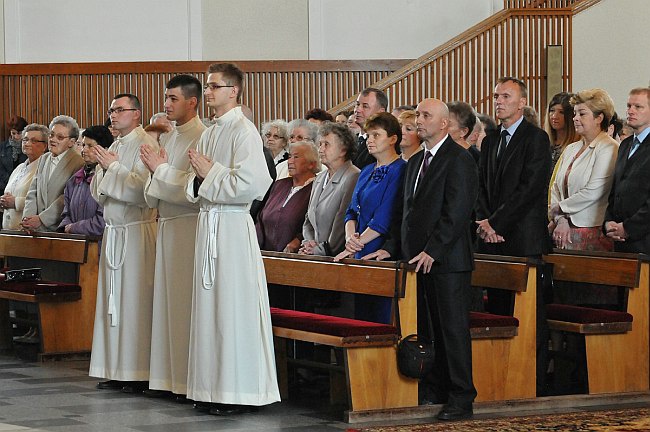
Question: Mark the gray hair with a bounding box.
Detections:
[22,123,50,142]
[49,115,80,140]
[288,140,322,174]
[261,119,289,140]
[288,118,318,142]
[149,112,168,124]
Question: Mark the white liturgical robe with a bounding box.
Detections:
[89,126,159,381]
[185,106,280,406]
[145,115,205,394]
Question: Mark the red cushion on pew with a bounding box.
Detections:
[0,280,81,295]
[546,303,633,324]
[270,307,397,338]
[470,311,519,328]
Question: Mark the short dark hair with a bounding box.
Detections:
[497,77,528,99]
[7,115,28,132]
[305,108,334,122]
[113,93,142,110]
[364,112,402,150]
[208,63,244,101]
[318,121,357,162]
[477,113,498,135]
[360,87,388,110]
[82,125,114,149]
[167,74,202,103]
[447,101,477,139]
[609,112,623,138]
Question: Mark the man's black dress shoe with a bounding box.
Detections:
[209,404,258,416]
[173,394,190,404]
[142,389,172,398]
[97,380,124,390]
[193,401,215,412]
[436,405,473,421]
[121,381,149,394]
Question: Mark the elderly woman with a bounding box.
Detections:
[397,110,422,161]
[549,88,618,251]
[337,113,406,323]
[275,119,319,179]
[21,115,85,233]
[256,141,321,252]
[261,119,290,166]
[1,124,48,229]
[448,101,480,164]
[58,125,113,236]
[300,122,360,256]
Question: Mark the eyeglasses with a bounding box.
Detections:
[203,83,235,91]
[22,138,47,144]
[289,135,307,141]
[49,133,71,141]
[265,133,284,140]
[107,107,138,116]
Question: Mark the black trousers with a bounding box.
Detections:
[418,271,477,409]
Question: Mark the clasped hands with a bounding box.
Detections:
[140,145,168,173]
[604,221,627,242]
[476,219,504,243]
[188,149,213,180]
[333,233,365,261]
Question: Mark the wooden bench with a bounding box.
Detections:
[262,251,418,416]
[0,230,99,359]
[470,254,539,402]
[543,250,650,394]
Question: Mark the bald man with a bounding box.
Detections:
[365,98,478,420]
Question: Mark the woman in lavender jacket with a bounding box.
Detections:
[58,125,113,236]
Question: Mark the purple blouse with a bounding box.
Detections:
[58,167,105,236]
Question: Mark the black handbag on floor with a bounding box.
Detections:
[393,263,435,380]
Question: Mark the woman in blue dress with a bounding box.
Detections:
[336,112,406,323]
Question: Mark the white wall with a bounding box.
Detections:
[0,1,4,63]
[1,0,496,63]
[308,0,495,60]
[572,0,650,115]
[2,0,202,63]
[201,0,308,60]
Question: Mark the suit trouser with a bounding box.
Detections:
[418,271,477,409]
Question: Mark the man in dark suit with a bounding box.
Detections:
[475,77,551,395]
[352,88,387,169]
[365,98,478,421]
[604,87,650,253]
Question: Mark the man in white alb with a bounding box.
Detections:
[89,93,159,393]
[140,75,206,399]
[186,63,280,416]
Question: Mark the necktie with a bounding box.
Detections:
[629,136,642,159]
[497,129,509,162]
[418,151,433,184]
[357,134,367,150]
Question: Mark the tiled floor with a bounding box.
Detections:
[0,354,352,432]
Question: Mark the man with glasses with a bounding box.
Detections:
[185,63,279,415]
[89,93,159,394]
[21,115,84,232]
[139,75,205,400]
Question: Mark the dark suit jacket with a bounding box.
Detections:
[385,136,478,273]
[352,135,375,169]
[603,133,650,253]
[476,118,551,256]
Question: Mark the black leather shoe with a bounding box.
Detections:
[121,381,149,394]
[193,402,215,412]
[209,404,258,416]
[142,389,172,398]
[436,405,473,421]
[173,394,190,404]
[97,380,124,390]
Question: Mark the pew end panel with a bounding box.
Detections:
[471,255,538,402]
[543,251,650,395]
[0,231,100,358]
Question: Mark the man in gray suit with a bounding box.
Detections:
[21,115,84,232]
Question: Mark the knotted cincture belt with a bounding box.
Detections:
[104,220,155,326]
[200,204,249,290]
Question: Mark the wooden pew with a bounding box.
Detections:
[263,251,539,417]
[471,254,538,402]
[262,251,418,416]
[0,230,99,359]
[543,250,649,394]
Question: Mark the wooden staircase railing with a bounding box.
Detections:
[330,0,601,120]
